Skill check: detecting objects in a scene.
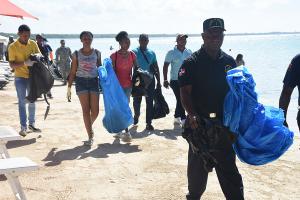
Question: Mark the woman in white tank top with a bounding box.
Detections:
[67,31,102,146]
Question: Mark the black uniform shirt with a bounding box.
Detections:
[178,47,236,119]
[283,54,300,104]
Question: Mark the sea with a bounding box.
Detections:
[47,34,300,121]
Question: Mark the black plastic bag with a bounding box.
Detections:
[26,59,54,119]
[153,87,169,119]
[50,63,63,79]
[131,68,153,97]
[182,117,235,172]
[27,61,54,103]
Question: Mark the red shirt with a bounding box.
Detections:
[110,51,136,88]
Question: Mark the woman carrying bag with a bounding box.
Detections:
[110,31,138,142]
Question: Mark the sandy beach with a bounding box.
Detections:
[0,79,299,200]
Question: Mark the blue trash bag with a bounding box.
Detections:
[223,66,294,165]
[98,58,133,133]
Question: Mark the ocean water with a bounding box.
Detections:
[47,34,300,117]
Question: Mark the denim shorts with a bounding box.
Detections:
[75,76,100,95]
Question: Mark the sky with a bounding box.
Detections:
[0,0,299,34]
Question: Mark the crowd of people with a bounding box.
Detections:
[5,17,299,200]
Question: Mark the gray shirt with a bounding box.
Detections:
[75,49,99,78]
[56,46,71,63]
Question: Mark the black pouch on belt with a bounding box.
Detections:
[182,115,235,172]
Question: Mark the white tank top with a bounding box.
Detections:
[75,49,98,78]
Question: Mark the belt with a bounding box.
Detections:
[208,113,217,118]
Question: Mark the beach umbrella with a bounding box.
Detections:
[0,0,38,20]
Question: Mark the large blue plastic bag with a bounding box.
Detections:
[98,58,133,133]
[223,66,293,165]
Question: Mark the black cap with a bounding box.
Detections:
[176,34,188,41]
[203,18,226,32]
[139,34,149,40]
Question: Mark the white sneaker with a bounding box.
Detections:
[174,117,181,125]
[121,132,132,143]
[19,128,27,137]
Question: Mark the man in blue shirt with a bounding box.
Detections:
[132,34,161,130]
[163,34,192,126]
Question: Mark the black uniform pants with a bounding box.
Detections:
[186,141,244,200]
[133,80,155,125]
[170,80,186,120]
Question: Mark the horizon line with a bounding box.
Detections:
[1,31,300,39]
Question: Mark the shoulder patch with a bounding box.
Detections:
[225,65,233,72]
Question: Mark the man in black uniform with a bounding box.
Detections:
[178,18,244,200]
[279,54,300,131]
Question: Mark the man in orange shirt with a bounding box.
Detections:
[8,24,41,136]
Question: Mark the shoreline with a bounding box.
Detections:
[2,32,300,40]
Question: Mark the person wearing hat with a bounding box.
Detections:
[36,34,48,58]
[132,34,161,130]
[8,24,42,136]
[55,39,72,85]
[178,18,244,199]
[163,34,192,127]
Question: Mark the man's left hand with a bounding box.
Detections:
[24,59,36,67]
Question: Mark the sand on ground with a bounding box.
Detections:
[0,80,299,200]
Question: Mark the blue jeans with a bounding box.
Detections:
[15,77,35,129]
